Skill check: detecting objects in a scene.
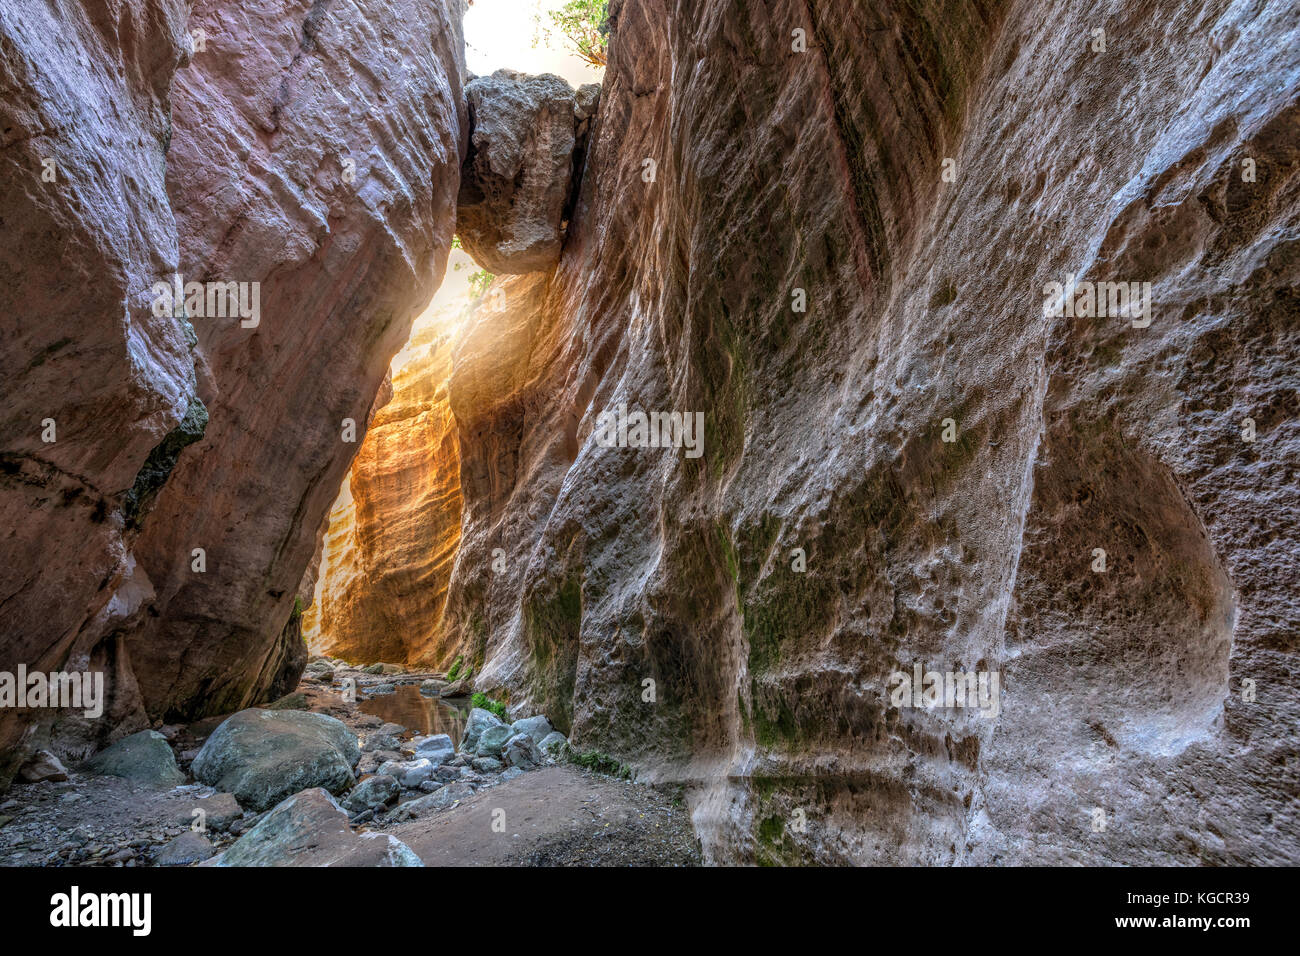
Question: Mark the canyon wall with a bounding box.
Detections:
[119,0,467,723]
[0,0,467,781]
[0,0,200,781]
[304,305,463,667]
[444,0,1300,865]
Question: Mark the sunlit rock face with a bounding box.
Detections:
[456,70,592,274]
[110,0,467,725]
[443,0,1300,865]
[304,306,464,667]
[0,0,199,784]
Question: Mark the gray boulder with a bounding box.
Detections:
[510,715,553,745]
[191,709,359,811]
[475,724,515,758]
[85,730,185,787]
[503,732,542,770]
[362,733,403,753]
[343,774,400,814]
[412,733,455,765]
[376,758,436,789]
[459,707,506,753]
[175,792,243,833]
[456,70,581,274]
[214,788,422,867]
[471,756,504,773]
[155,831,215,866]
[537,731,568,759]
[389,781,474,821]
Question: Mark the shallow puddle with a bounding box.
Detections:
[357,684,470,740]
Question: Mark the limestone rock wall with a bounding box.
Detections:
[0,0,199,782]
[116,0,468,724]
[443,0,1300,865]
[304,306,463,667]
[0,0,467,782]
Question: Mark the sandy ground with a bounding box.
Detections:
[384,765,700,866]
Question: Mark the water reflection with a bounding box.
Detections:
[357,684,470,740]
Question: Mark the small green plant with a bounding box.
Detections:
[291,596,303,621]
[568,749,632,779]
[447,655,464,681]
[467,268,494,300]
[471,692,508,720]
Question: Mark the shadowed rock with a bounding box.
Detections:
[456,70,591,274]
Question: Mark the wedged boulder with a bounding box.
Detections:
[191,709,359,811]
[475,724,515,758]
[471,756,503,773]
[459,707,506,753]
[510,716,553,745]
[214,788,422,867]
[85,731,185,788]
[343,774,400,814]
[456,70,581,274]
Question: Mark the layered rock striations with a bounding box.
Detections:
[114,0,467,725]
[442,0,1300,865]
[0,0,467,781]
[0,0,200,782]
[304,306,463,667]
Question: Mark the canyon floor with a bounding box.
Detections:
[0,666,699,868]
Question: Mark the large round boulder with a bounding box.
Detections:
[191,709,360,811]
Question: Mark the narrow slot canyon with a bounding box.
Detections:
[1,0,1298,888]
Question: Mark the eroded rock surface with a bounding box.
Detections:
[0,0,199,785]
[303,307,463,667]
[1,0,468,784]
[441,0,1300,865]
[456,70,593,273]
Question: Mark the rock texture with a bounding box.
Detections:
[214,787,422,866]
[191,708,360,810]
[303,307,463,666]
[84,729,185,788]
[440,0,1300,866]
[0,0,199,785]
[456,70,594,274]
[114,0,467,729]
[0,0,467,782]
